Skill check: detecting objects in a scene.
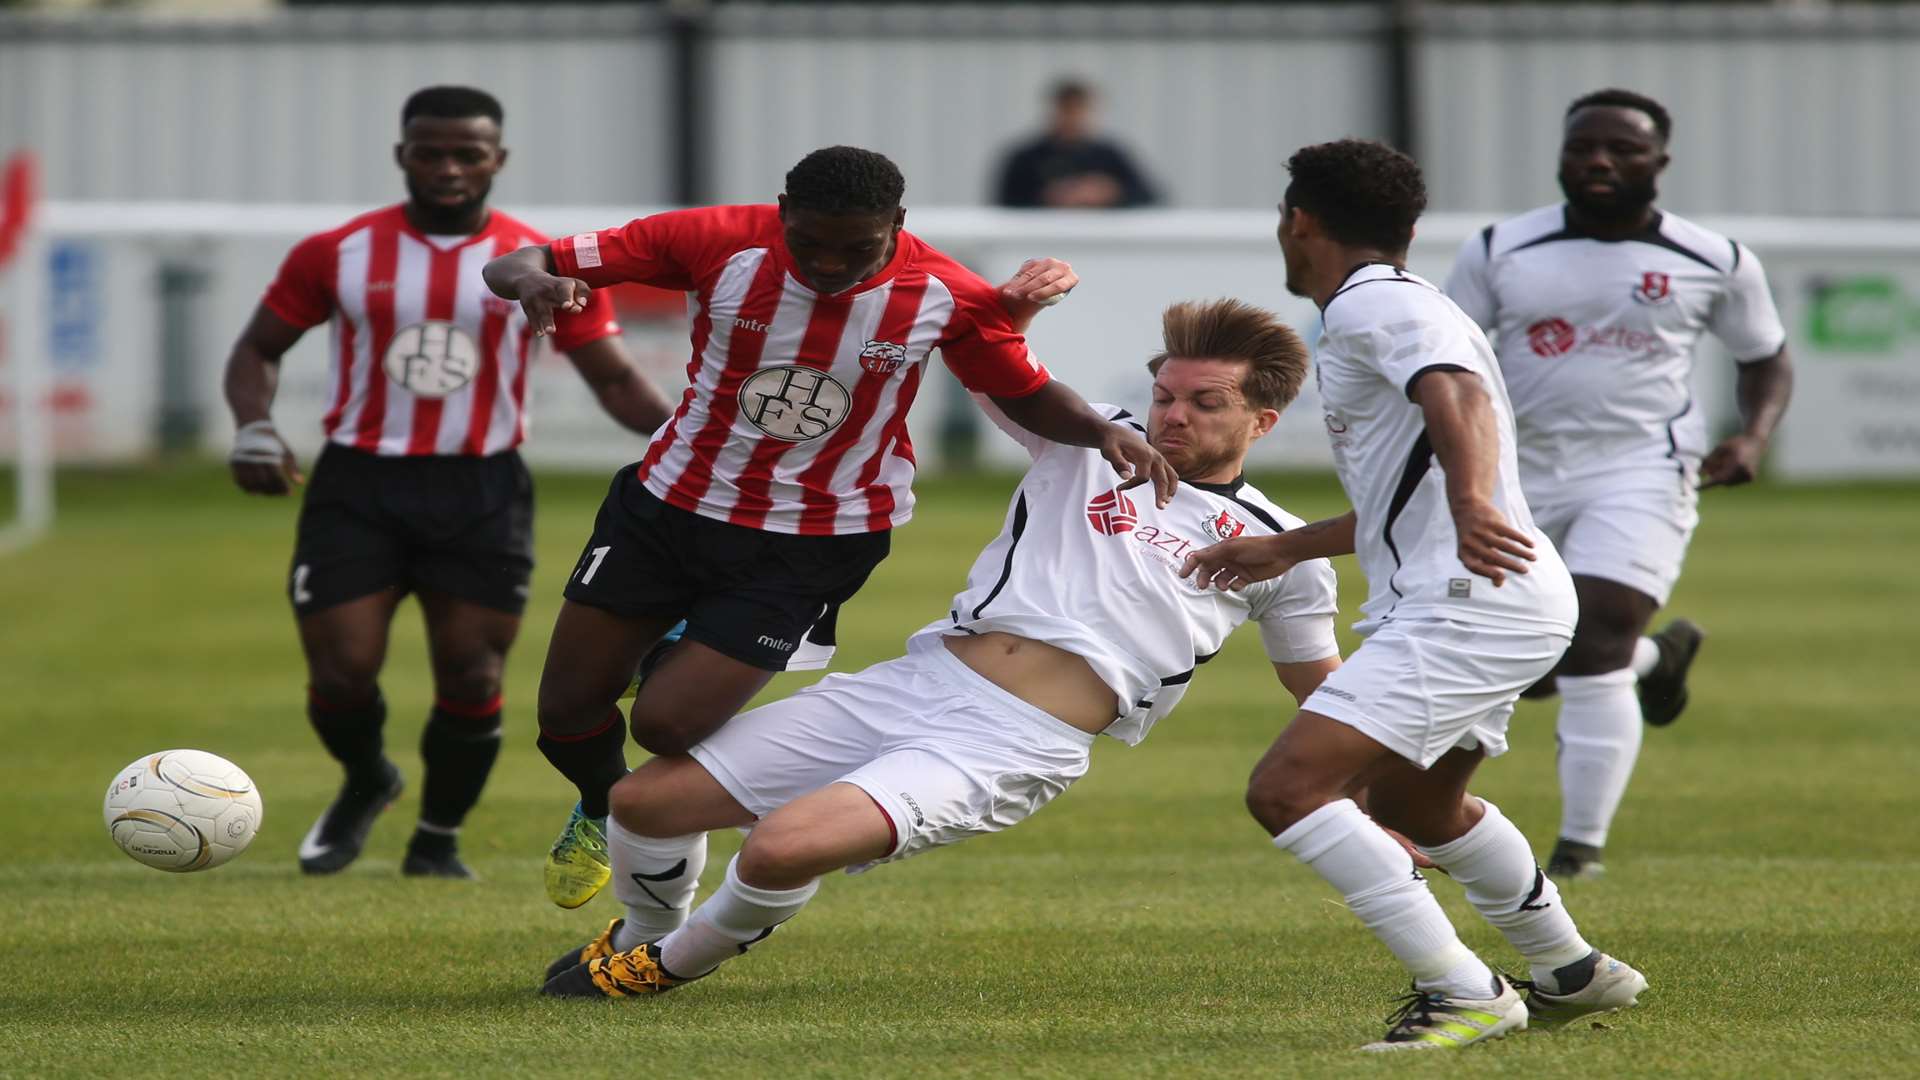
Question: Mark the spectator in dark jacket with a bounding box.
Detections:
[994,79,1160,209]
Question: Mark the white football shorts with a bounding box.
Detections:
[1301,618,1570,769]
[688,635,1094,869]
[1529,481,1699,606]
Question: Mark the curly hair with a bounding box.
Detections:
[1148,298,1308,413]
[401,86,503,129]
[1283,139,1426,253]
[1566,88,1672,144]
[784,146,905,215]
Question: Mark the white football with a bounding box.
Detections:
[103,750,263,872]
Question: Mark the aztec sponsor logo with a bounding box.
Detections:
[1526,316,1661,358]
[1085,487,1139,535]
[740,364,852,441]
[1631,270,1674,306]
[858,339,909,376]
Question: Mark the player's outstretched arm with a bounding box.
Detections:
[483,244,592,338]
[1181,511,1355,592]
[995,257,1077,333]
[1411,368,1535,586]
[566,337,677,436]
[223,305,308,496]
[989,380,1177,507]
[1702,346,1794,489]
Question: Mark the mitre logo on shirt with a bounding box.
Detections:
[1200,508,1246,543]
[740,364,852,442]
[1085,487,1138,535]
[383,320,479,398]
[1631,271,1674,306]
[858,339,908,376]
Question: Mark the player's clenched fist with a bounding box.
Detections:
[1180,534,1299,593]
[228,420,304,496]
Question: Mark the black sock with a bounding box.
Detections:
[408,826,457,858]
[308,687,388,786]
[537,707,628,820]
[418,698,503,832]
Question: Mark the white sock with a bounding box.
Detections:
[1275,799,1494,998]
[607,820,708,950]
[656,853,819,979]
[1418,799,1592,988]
[1556,669,1643,848]
[1630,637,1660,680]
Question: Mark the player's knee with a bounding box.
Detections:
[608,772,669,836]
[306,659,381,707]
[433,656,502,707]
[536,677,603,738]
[1244,765,1325,836]
[735,823,821,888]
[627,698,721,758]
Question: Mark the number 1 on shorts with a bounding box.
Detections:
[578,545,611,584]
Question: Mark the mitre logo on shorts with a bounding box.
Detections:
[1631,271,1674,306]
[1086,487,1139,536]
[858,339,908,376]
[741,365,852,442]
[383,321,480,397]
[1527,317,1578,358]
[1200,508,1246,542]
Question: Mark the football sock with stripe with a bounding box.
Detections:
[537,707,628,820]
[418,697,503,835]
[1556,669,1642,848]
[1417,799,1594,991]
[656,854,818,979]
[607,819,708,950]
[1275,798,1494,999]
[307,686,388,787]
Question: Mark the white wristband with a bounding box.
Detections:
[231,420,286,465]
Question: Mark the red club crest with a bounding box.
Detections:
[1631,271,1673,306]
[858,339,907,375]
[1526,317,1578,358]
[1201,509,1246,542]
[1086,487,1138,536]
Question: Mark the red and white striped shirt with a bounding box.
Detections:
[263,204,620,457]
[551,204,1050,536]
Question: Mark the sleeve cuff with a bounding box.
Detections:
[1403,363,1471,400]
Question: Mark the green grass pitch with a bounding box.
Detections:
[1,465,1916,1078]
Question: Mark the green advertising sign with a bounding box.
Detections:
[1806,275,1920,353]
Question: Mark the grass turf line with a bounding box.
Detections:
[1,465,1916,1078]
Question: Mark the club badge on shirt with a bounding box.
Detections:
[1200,508,1246,543]
[1631,271,1674,306]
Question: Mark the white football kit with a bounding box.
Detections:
[1445,206,1787,603]
[1301,263,1577,768]
[688,404,1340,866]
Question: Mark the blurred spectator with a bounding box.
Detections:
[994,79,1159,209]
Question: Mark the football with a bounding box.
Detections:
[103,750,263,872]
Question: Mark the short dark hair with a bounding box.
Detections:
[783,146,905,215]
[1148,298,1309,413]
[402,86,503,129]
[1051,79,1094,107]
[1283,139,1426,253]
[1566,88,1672,144]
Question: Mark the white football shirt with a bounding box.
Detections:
[1313,263,1576,638]
[910,403,1340,745]
[1444,205,1787,498]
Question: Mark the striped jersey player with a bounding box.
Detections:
[1443,89,1794,880]
[221,86,675,882]
[481,145,1176,910]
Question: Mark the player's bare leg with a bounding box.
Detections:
[406,590,519,879]
[627,641,779,756]
[535,599,684,906]
[1550,574,1660,879]
[544,779,890,997]
[1247,712,1526,1049]
[1366,748,1645,1021]
[296,588,406,874]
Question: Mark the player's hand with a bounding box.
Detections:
[1179,535,1298,592]
[1453,498,1534,586]
[228,420,303,496]
[996,258,1076,332]
[1381,826,1439,870]
[1700,433,1764,489]
[1101,425,1177,509]
[516,272,593,337]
